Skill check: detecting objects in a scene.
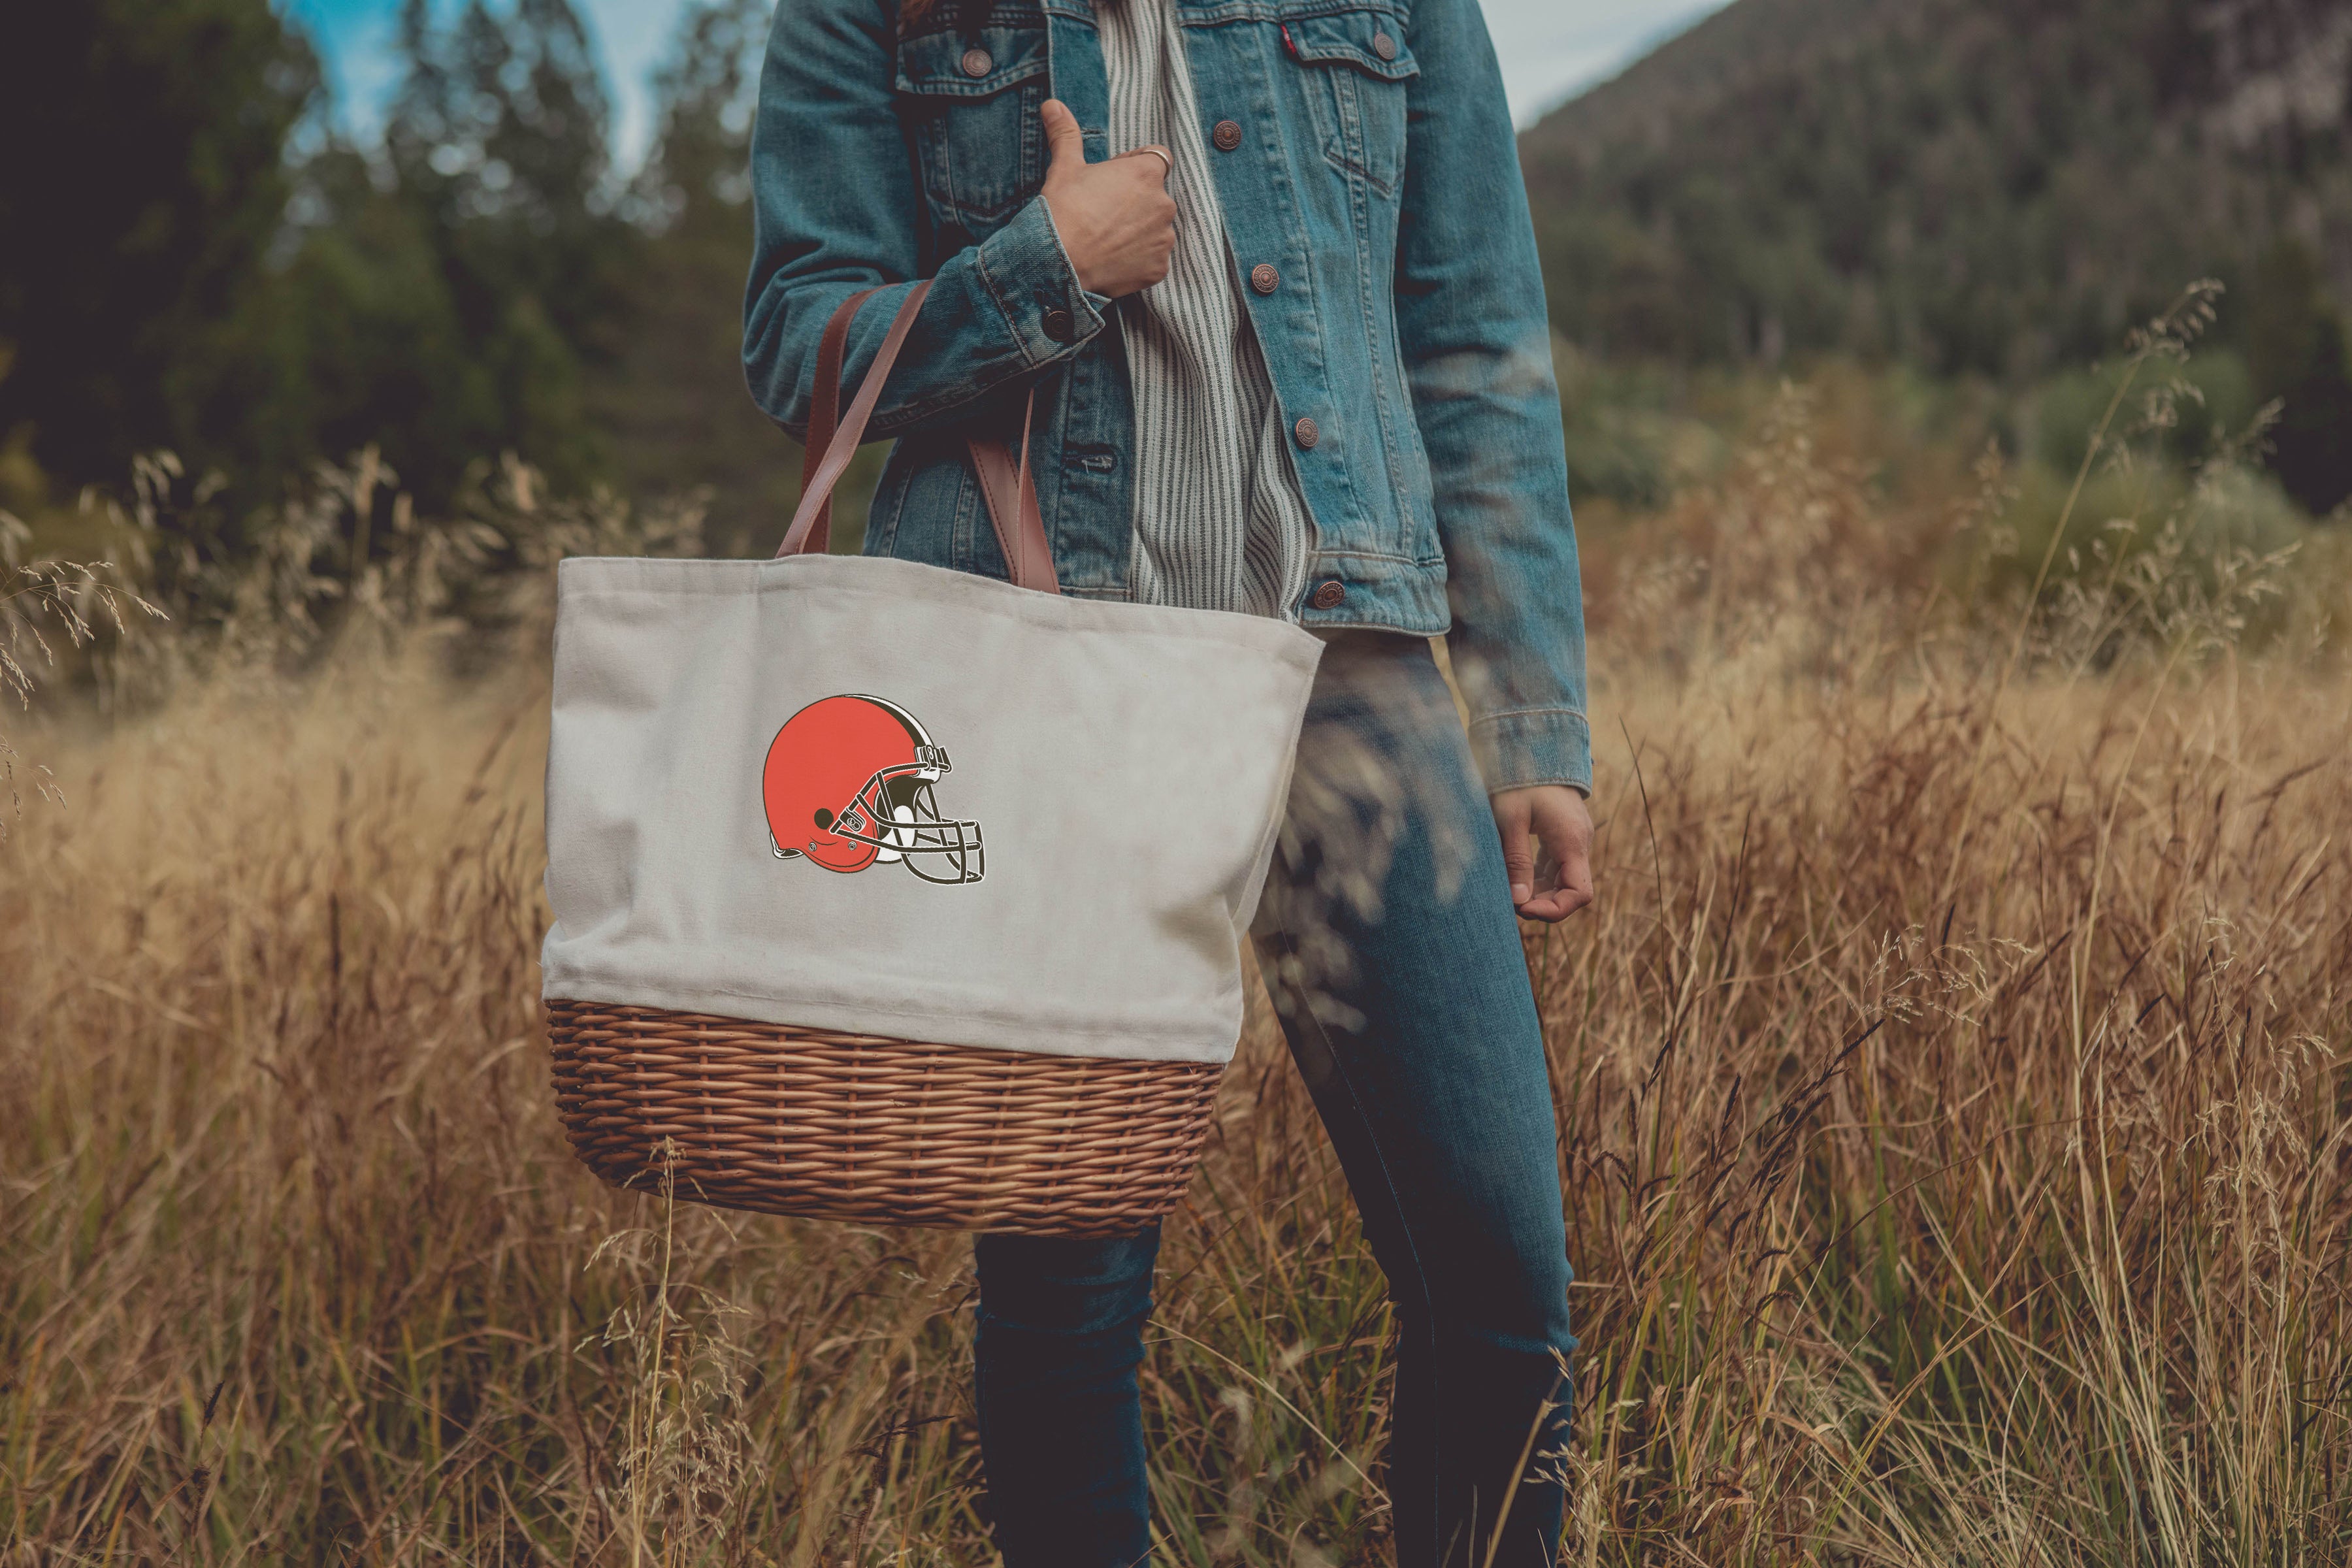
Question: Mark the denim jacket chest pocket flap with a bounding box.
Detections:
[1281,6,1418,195]
[896,24,1051,238]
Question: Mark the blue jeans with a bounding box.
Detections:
[974,633,1576,1567]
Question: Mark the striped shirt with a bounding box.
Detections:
[1093,0,1316,619]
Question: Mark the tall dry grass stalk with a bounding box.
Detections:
[3,331,2348,1562]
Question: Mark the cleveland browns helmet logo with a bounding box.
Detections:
[761,694,984,883]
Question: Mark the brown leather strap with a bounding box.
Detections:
[794,285,883,557]
[779,283,932,557]
[966,391,1059,595]
[779,281,1062,596]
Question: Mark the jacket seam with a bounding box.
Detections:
[1298,616,1448,638]
[868,368,1066,436]
[1469,706,1592,727]
[1486,775,1593,798]
[1305,547,1443,566]
[973,241,1049,371]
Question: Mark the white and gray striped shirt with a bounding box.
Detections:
[1093,0,1316,619]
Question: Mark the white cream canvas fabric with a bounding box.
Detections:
[541,551,1323,1064]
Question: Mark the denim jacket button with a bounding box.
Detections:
[1371,30,1398,60]
[1212,119,1243,152]
[1311,580,1347,610]
[1293,416,1319,449]
[1041,308,1075,343]
[1249,263,1281,295]
[960,46,993,77]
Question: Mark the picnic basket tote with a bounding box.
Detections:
[544,1007,1224,1236]
[540,283,1322,1237]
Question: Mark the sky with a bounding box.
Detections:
[284,0,1732,160]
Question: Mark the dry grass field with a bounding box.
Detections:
[5,345,2350,1563]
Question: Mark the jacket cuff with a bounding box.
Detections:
[974,197,1108,367]
[1469,708,1593,797]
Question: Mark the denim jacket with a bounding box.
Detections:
[745,0,1591,793]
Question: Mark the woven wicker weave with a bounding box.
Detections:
[546,1000,1224,1237]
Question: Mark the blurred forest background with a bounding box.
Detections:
[2,0,784,561]
[3,0,2348,579]
[1522,0,2352,524]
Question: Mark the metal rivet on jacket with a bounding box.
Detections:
[1293,416,1319,449]
[1249,263,1280,295]
[1212,120,1243,152]
[1311,580,1347,610]
[960,47,992,76]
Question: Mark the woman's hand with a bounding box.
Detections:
[1492,785,1594,923]
[1039,99,1175,298]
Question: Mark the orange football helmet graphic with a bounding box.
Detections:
[761,694,985,883]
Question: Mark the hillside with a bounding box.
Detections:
[1520,0,2352,378]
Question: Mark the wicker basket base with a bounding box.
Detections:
[546,1001,1224,1237]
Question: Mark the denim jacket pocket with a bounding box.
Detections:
[1281,6,1418,197]
[896,24,1051,243]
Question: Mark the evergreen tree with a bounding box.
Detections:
[1521,0,2350,387]
[267,139,497,512]
[364,0,638,503]
[2248,238,2352,517]
[596,0,804,555]
[0,0,318,493]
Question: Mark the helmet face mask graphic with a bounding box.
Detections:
[762,695,986,884]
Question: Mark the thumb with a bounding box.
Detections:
[1041,99,1088,172]
[1495,796,1536,907]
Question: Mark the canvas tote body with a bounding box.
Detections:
[541,282,1326,1066]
